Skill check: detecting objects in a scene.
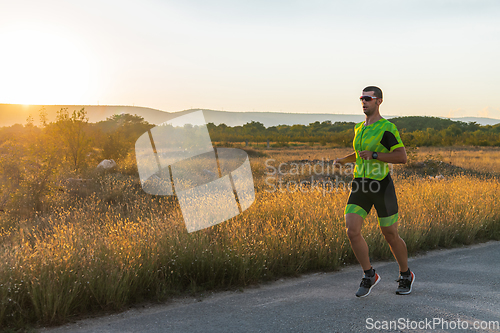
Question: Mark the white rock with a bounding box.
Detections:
[97,159,117,170]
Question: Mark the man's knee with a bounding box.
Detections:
[383,232,399,244]
[345,213,363,240]
[381,224,400,243]
[346,227,361,240]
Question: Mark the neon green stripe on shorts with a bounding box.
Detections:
[345,205,398,227]
[344,204,368,219]
[378,213,398,227]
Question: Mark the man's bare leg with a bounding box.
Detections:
[380,221,408,272]
[345,213,371,270]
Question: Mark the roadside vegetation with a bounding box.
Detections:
[1,110,500,330]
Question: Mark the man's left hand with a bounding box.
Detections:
[358,151,373,160]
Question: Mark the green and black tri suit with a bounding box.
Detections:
[344,118,404,226]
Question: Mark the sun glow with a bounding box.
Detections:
[0,27,92,105]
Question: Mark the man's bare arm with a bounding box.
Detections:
[358,147,407,164]
[334,152,356,165]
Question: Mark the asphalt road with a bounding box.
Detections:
[40,241,500,333]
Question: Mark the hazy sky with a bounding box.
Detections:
[0,0,499,118]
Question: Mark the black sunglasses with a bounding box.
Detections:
[359,96,379,102]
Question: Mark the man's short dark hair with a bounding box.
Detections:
[363,86,383,99]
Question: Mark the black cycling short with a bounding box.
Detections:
[344,174,399,226]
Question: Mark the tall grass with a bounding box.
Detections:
[1,149,500,330]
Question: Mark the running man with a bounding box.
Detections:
[334,86,414,297]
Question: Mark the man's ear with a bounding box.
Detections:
[377,98,383,105]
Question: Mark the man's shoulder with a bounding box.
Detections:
[355,121,364,129]
[379,118,399,131]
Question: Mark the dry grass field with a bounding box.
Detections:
[1,145,500,330]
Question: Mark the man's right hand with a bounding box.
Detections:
[333,158,343,165]
[333,152,357,165]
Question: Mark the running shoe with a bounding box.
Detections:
[396,271,415,295]
[355,271,381,297]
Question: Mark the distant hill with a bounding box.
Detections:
[0,104,174,127]
[1,104,499,128]
[449,117,500,126]
[390,116,466,132]
[0,104,368,127]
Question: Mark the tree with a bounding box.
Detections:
[96,113,153,162]
[55,108,92,172]
[242,121,265,135]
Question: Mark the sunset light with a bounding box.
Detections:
[0,26,92,105]
[1,1,499,118]
[2,1,500,331]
